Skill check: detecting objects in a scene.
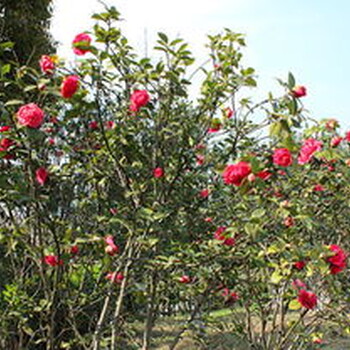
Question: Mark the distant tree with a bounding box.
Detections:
[0,0,56,66]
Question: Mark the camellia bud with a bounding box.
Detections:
[247,173,256,182]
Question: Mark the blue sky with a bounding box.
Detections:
[52,0,350,127]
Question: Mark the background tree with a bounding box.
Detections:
[0,0,56,66]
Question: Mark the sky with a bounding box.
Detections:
[52,0,350,128]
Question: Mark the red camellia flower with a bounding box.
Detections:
[208,124,222,133]
[109,208,118,215]
[223,237,235,246]
[104,235,119,256]
[196,154,205,165]
[345,131,350,142]
[43,255,63,267]
[273,148,293,167]
[106,271,124,284]
[17,103,44,128]
[223,107,234,119]
[130,89,150,112]
[39,55,55,74]
[35,167,49,186]
[0,126,11,132]
[297,289,317,309]
[105,121,115,129]
[294,261,306,270]
[204,217,213,223]
[70,245,79,255]
[0,138,14,151]
[313,184,325,192]
[257,170,272,180]
[178,275,191,284]
[221,288,239,303]
[284,216,294,227]
[214,226,226,241]
[291,85,307,98]
[298,138,322,165]
[199,189,210,198]
[222,161,251,186]
[153,167,164,178]
[89,121,99,130]
[72,33,92,55]
[61,75,79,98]
[330,136,342,147]
[327,244,347,274]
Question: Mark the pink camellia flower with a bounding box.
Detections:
[106,271,124,284]
[326,244,347,274]
[39,55,55,74]
[0,126,11,132]
[72,33,92,55]
[104,235,119,256]
[43,255,63,267]
[297,289,317,309]
[199,189,210,198]
[105,121,115,129]
[257,170,272,180]
[61,75,79,98]
[330,136,342,147]
[294,261,306,270]
[17,103,44,128]
[89,121,99,130]
[222,161,251,186]
[292,279,306,290]
[204,217,213,223]
[130,89,150,112]
[313,184,325,192]
[153,167,164,178]
[291,85,307,98]
[35,167,49,186]
[70,245,79,255]
[178,275,191,284]
[223,107,234,119]
[273,148,293,167]
[298,138,322,165]
[284,216,294,228]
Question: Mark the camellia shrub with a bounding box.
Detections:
[0,5,349,350]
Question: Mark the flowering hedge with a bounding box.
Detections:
[0,5,349,350]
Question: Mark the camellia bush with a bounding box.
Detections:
[0,5,349,350]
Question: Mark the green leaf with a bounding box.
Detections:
[270,270,283,284]
[288,72,295,89]
[252,208,266,219]
[289,299,301,310]
[158,32,168,43]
